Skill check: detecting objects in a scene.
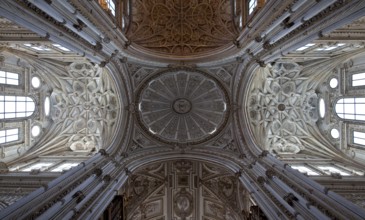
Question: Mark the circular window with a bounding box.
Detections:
[44,97,50,116]
[331,128,340,139]
[319,98,325,118]
[31,125,41,137]
[31,76,41,88]
[329,78,338,88]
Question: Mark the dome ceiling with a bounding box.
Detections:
[136,68,229,145]
[126,0,237,57]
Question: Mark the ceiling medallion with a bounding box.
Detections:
[136,68,230,145]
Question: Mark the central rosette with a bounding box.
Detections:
[173,98,192,114]
[136,68,229,144]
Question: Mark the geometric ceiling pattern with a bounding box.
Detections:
[1,0,365,219]
[137,68,229,144]
[248,62,319,154]
[127,0,237,56]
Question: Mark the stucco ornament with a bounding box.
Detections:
[50,63,119,152]
[248,62,319,154]
[137,68,229,145]
[127,0,237,56]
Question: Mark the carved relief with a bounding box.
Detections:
[49,62,119,152]
[136,68,230,145]
[209,127,238,153]
[128,128,162,152]
[127,0,237,56]
[125,161,246,220]
[127,63,160,86]
[206,63,237,87]
[174,188,193,218]
[248,62,319,154]
[343,194,365,209]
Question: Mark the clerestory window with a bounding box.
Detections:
[296,43,315,51]
[316,43,345,51]
[0,71,19,86]
[317,166,350,176]
[0,128,19,144]
[353,131,365,146]
[352,72,365,87]
[291,165,319,175]
[21,162,53,172]
[106,0,115,16]
[50,163,79,172]
[98,0,115,16]
[249,0,257,15]
[23,43,50,51]
[0,95,35,119]
[335,98,365,121]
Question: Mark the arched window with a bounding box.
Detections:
[0,96,35,119]
[335,98,365,121]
